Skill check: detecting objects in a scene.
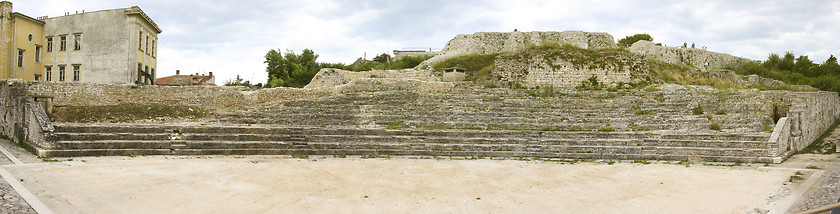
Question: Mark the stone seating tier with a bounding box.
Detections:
[43,123,774,162]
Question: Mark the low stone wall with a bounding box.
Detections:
[28,82,249,110]
[629,40,753,69]
[418,31,616,68]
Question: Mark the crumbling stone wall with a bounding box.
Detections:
[629,40,753,69]
[28,82,249,110]
[492,49,650,88]
[418,31,616,68]
[0,79,53,148]
[0,80,30,141]
[306,68,440,88]
[761,91,840,155]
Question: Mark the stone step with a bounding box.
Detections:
[51,139,766,158]
[52,140,651,152]
[52,123,769,141]
[35,147,776,163]
[50,132,769,151]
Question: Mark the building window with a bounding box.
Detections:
[72,64,80,81]
[151,39,156,57]
[139,31,143,50]
[46,37,53,52]
[145,35,149,53]
[45,66,52,81]
[58,65,66,81]
[17,49,24,68]
[59,35,67,51]
[35,45,41,62]
[28,34,33,41]
[34,74,41,81]
[74,34,82,50]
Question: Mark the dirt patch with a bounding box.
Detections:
[8,156,792,214]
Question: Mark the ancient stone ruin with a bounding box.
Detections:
[2,31,839,163]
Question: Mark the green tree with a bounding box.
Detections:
[819,55,840,76]
[264,48,321,88]
[779,52,795,71]
[763,53,781,70]
[618,33,653,47]
[319,62,346,69]
[373,53,392,63]
[793,55,816,77]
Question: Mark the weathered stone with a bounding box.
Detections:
[629,40,753,70]
[418,31,616,68]
[492,48,650,88]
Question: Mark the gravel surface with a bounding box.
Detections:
[0,175,36,214]
[792,157,840,213]
[0,140,40,214]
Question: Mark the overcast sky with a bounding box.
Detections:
[13,0,840,84]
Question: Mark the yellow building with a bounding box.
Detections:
[0,1,48,81]
[0,1,161,84]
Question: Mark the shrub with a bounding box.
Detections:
[635,110,652,115]
[710,121,721,131]
[385,121,410,129]
[618,33,654,47]
[692,106,704,115]
[728,52,840,94]
[433,53,501,83]
[648,59,742,90]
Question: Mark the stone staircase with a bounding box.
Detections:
[41,123,775,162]
[214,87,770,132]
[32,85,782,162]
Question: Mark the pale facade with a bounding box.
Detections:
[0,1,161,84]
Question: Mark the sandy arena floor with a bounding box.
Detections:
[4,155,800,214]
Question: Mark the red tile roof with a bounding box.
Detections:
[155,74,215,86]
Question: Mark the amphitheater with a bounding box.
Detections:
[2,31,838,164]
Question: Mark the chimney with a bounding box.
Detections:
[175,70,180,75]
[208,72,213,77]
[0,1,12,17]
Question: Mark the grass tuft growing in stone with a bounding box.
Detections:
[692,106,704,115]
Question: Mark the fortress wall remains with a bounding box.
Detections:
[629,40,754,70]
[492,50,650,88]
[418,31,616,68]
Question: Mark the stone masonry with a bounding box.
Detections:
[629,40,753,70]
[492,48,650,88]
[417,31,616,68]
